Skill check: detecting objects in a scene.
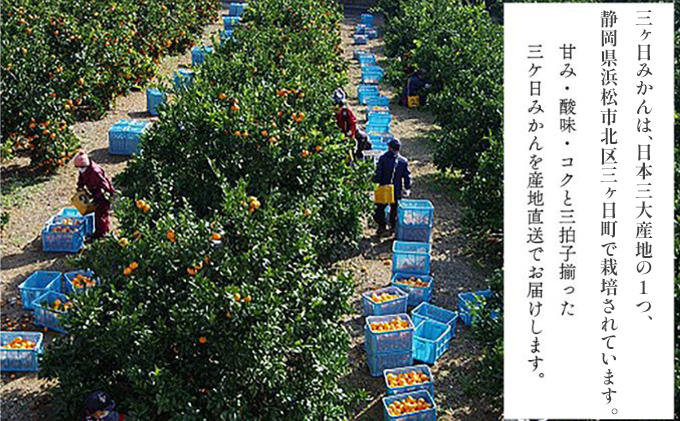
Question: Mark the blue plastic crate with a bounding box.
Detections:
[365,105,390,116]
[0,332,43,372]
[223,15,241,29]
[358,54,376,66]
[367,28,379,40]
[362,287,408,317]
[391,273,433,307]
[358,85,380,105]
[412,319,450,364]
[368,111,391,126]
[392,241,431,276]
[173,69,194,91]
[384,365,434,397]
[411,302,457,341]
[362,72,384,85]
[367,96,390,107]
[32,291,71,334]
[369,132,393,145]
[366,122,390,134]
[457,289,496,326]
[146,88,166,116]
[396,225,432,243]
[360,13,374,27]
[362,65,384,74]
[367,349,412,377]
[18,271,61,310]
[108,119,150,156]
[41,217,85,253]
[228,2,247,16]
[354,34,368,45]
[192,45,214,67]
[365,314,414,355]
[370,140,389,151]
[221,29,235,43]
[57,207,95,237]
[396,200,434,243]
[63,270,99,294]
[355,24,367,35]
[383,390,436,421]
[354,49,371,60]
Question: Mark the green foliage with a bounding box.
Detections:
[1,0,219,171]
[41,1,370,419]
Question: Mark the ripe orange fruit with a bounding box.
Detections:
[123,267,132,276]
[211,233,221,240]
[315,145,322,152]
[167,230,176,243]
[231,104,241,112]
[129,261,139,270]
[234,293,241,302]
[198,336,207,344]
[218,92,227,101]
[244,295,252,304]
[187,267,196,276]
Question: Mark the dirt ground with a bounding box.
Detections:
[337,9,500,421]
[1,7,499,421]
[0,15,224,421]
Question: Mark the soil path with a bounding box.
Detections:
[337,9,499,421]
[0,14,224,420]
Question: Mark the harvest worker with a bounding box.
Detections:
[399,69,431,107]
[354,128,372,160]
[82,391,127,420]
[73,151,116,240]
[333,88,357,139]
[373,138,411,235]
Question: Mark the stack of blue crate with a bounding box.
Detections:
[365,314,415,377]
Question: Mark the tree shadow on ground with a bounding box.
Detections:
[1,379,54,421]
[87,147,131,167]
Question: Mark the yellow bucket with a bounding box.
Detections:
[407,95,420,108]
[71,190,96,215]
[374,184,395,204]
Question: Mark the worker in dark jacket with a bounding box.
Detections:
[82,391,127,421]
[74,151,116,239]
[373,138,411,234]
[399,70,431,106]
[355,128,372,160]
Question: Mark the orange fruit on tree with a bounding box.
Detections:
[129,261,139,270]
[198,336,207,344]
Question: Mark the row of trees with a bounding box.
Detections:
[42,1,373,419]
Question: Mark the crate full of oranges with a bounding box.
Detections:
[361,286,407,316]
[391,273,433,307]
[0,332,44,372]
[63,270,99,294]
[383,390,436,420]
[365,314,413,355]
[384,365,434,397]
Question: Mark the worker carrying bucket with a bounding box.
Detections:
[72,151,116,240]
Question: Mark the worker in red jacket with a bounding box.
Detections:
[334,88,357,138]
[74,151,116,239]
